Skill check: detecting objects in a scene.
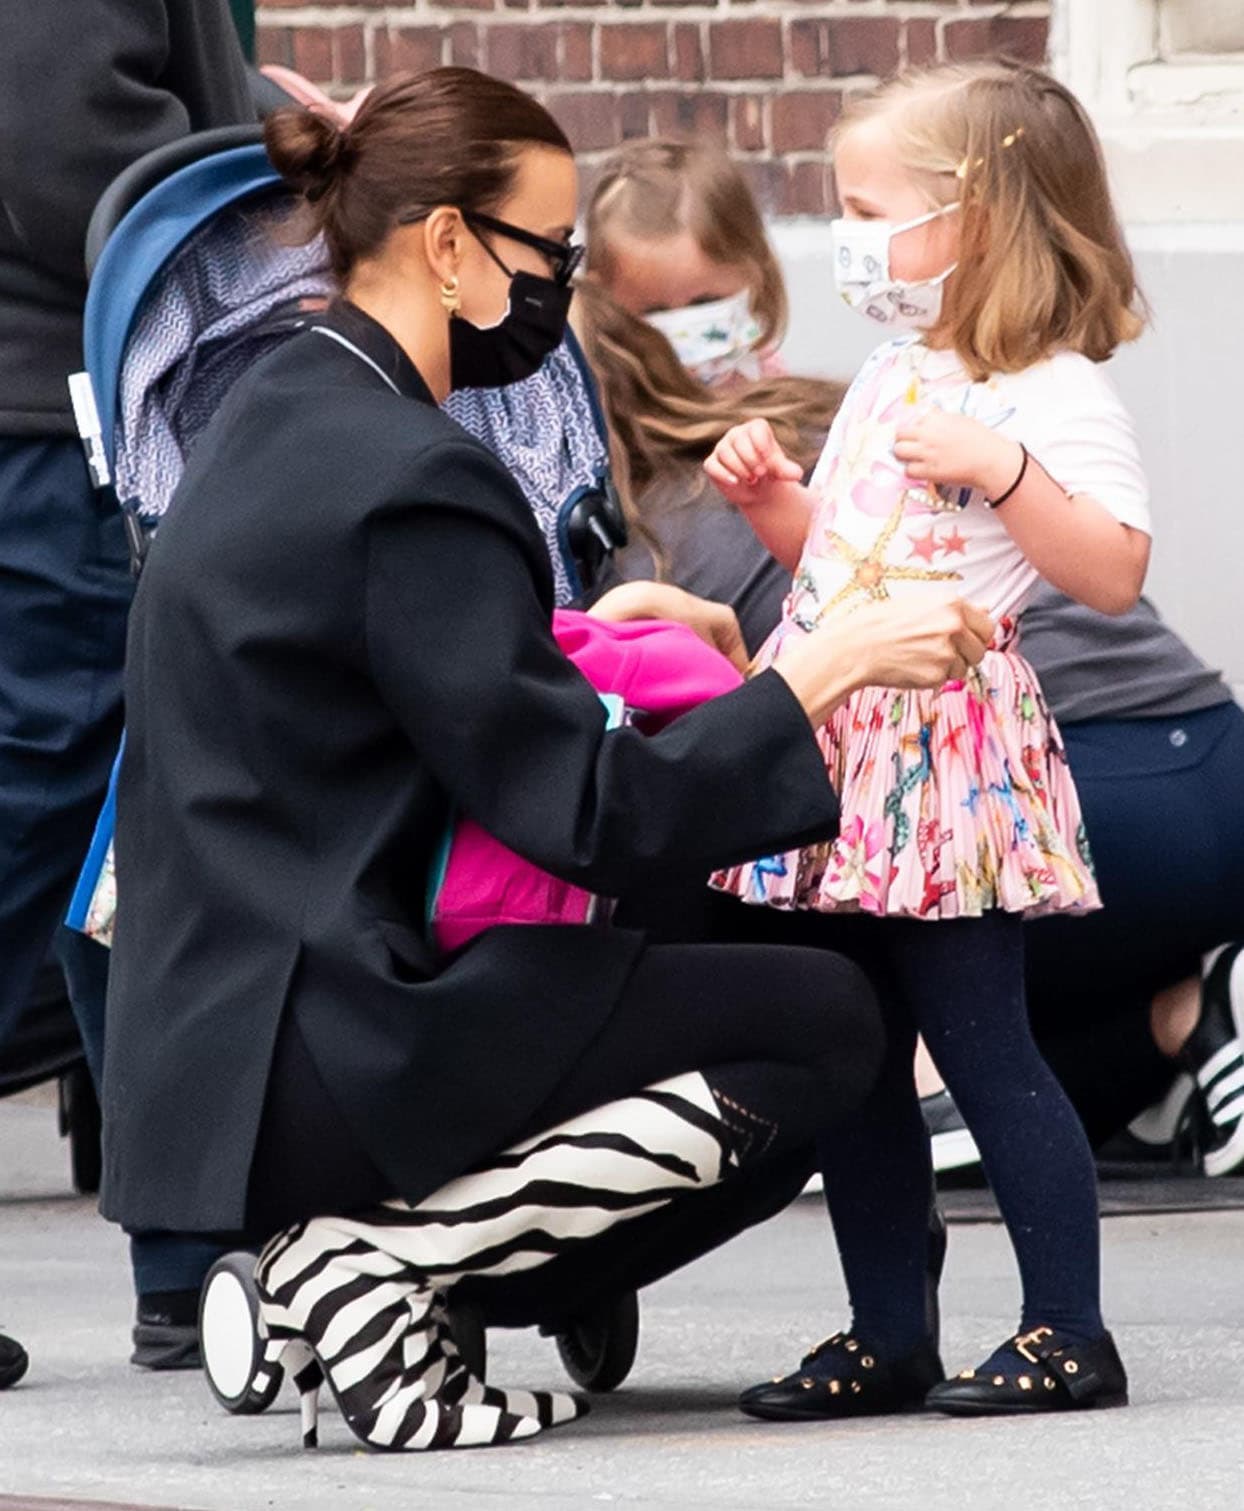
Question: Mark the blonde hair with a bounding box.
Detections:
[586,138,787,351]
[835,59,1146,379]
[580,139,844,566]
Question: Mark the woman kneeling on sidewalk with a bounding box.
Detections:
[99,66,990,1453]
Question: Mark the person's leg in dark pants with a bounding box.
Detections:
[56,925,227,1367]
[0,439,130,1046]
[534,939,884,1140]
[1027,708,1244,1146]
[819,914,1102,1357]
[248,939,887,1236]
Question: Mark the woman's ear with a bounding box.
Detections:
[423,207,465,289]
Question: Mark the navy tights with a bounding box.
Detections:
[816,911,1103,1357]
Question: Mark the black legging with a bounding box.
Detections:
[247,938,883,1237]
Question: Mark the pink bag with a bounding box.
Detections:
[427,609,743,954]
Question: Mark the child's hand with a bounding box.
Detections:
[705,419,805,508]
[894,410,1023,500]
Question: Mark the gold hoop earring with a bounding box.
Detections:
[440,276,461,317]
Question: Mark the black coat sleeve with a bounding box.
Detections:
[364,481,840,898]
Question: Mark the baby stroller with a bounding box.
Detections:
[71,125,811,1415]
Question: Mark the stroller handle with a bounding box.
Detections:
[85,124,266,277]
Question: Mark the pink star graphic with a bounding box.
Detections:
[907,529,939,563]
[940,526,968,557]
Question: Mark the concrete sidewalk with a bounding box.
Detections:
[2,1090,1242,1511]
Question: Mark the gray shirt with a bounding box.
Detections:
[597,470,789,659]
[1019,585,1234,725]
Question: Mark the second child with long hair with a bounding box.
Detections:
[711,61,1152,1419]
[576,140,843,654]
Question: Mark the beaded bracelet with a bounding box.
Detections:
[986,443,1028,510]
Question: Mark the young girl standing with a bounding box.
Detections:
[710,60,1151,1417]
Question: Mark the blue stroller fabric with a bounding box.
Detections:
[67,138,612,939]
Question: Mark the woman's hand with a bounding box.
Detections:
[588,581,749,672]
[704,419,805,508]
[894,410,1023,500]
[772,596,995,728]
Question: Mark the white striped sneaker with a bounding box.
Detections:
[1182,943,1244,1178]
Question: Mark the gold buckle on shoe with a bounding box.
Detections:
[1014,1326,1053,1364]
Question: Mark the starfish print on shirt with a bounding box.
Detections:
[813,496,962,621]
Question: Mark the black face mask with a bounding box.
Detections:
[448,272,573,392]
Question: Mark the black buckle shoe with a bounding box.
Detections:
[740,1332,945,1422]
[925,1327,1128,1416]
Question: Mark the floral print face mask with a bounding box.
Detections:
[644,289,762,386]
[830,204,959,331]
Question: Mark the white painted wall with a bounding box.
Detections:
[770,221,1244,688]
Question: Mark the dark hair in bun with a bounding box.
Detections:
[263,67,572,281]
[264,107,352,205]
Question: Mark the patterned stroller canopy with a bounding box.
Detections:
[81,135,611,604]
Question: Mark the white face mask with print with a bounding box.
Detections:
[830,204,959,331]
[645,290,762,386]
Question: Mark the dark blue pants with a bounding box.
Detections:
[58,928,226,1293]
[0,438,129,1043]
[0,438,221,1296]
[1027,702,1244,1141]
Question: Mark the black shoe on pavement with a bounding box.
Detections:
[742,1199,949,1423]
[926,1327,1128,1416]
[740,1331,945,1421]
[1182,943,1244,1177]
[131,1290,202,1371]
[0,1331,29,1390]
[921,1089,981,1174]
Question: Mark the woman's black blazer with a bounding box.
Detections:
[100,304,839,1233]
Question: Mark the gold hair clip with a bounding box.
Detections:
[955,126,1025,179]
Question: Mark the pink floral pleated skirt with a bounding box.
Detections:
[712,646,1099,921]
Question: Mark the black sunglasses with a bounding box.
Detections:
[462,211,585,288]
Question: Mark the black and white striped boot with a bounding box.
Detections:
[255,1071,738,1451]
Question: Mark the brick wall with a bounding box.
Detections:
[255,1,1049,215]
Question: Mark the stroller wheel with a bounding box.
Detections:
[446,1298,487,1381]
[555,1290,639,1392]
[199,1253,281,1414]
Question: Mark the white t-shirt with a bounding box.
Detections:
[789,336,1150,629]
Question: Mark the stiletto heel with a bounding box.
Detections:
[286,1340,323,1449]
[297,1375,321,1447]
